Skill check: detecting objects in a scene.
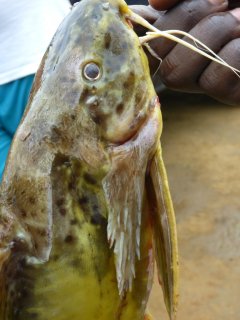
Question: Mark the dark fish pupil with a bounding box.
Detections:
[83,63,101,81]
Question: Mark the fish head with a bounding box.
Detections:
[67,0,158,144]
[18,0,160,160]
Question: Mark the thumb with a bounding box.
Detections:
[149,0,181,10]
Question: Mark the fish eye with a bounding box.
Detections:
[83,62,101,81]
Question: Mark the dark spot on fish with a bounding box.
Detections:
[91,213,107,226]
[10,289,15,297]
[52,254,59,261]
[68,181,76,190]
[111,40,123,55]
[91,4,103,20]
[116,292,128,320]
[60,76,68,83]
[116,103,124,115]
[29,197,35,204]
[51,126,62,143]
[78,196,88,205]
[60,208,66,216]
[84,173,97,184]
[19,286,29,299]
[13,308,21,318]
[64,161,72,168]
[91,112,108,127]
[11,238,27,253]
[91,114,102,125]
[7,268,13,279]
[123,72,135,89]
[0,216,9,227]
[65,235,74,243]
[31,211,37,218]
[65,90,80,106]
[52,56,59,71]
[79,88,89,102]
[60,76,75,84]
[71,257,82,269]
[93,204,99,212]
[56,198,64,207]
[107,25,126,56]
[104,32,111,49]
[122,42,128,51]
[28,312,39,319]
[53,154,69,167]
[38,229,46,237]
[21,210,27,218]
[70,219,78,225]
[20,257,27,268]
[74,31,84,46]
[135,91,143,106]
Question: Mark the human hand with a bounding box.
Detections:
[132,0,240,105]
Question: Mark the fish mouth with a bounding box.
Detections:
[108,113,146,147]
[112,95,159,147]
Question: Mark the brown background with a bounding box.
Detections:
[148,92,240,320]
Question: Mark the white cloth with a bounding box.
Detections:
[0,0,71,85]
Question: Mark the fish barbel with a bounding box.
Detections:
[0,0,178,319]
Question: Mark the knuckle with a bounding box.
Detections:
[199,70,240,105]
[197,11,238,38]
[199,38,240,104]
[199,70,219,93]
[159,57,181,88]
[181,0,228,25]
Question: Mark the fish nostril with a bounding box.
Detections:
[86,95,99,107]
[83,62,101,81]
[126,18,133,29]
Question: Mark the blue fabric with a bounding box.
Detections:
[0,74,35,181]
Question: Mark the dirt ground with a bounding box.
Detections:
[148,92,240,320]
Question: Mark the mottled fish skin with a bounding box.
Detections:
[0,0,177,319]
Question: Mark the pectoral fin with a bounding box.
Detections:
[146,143,178,320]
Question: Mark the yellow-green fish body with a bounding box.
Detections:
[0,0,178,319]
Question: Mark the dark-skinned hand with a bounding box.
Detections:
[131,0,240,105]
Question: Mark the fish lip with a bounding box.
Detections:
[107,124,144,147]
[106,114,146,147]
[109,97,158,147]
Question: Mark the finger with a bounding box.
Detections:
[158,10,240,92]
[199,10,240,105]
[150,0,228,58]
[199,39,240,105]
[130,5,162,24]
[149,0,181,10]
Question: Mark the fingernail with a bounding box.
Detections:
[231,8,240,21]
[208,0,227,4]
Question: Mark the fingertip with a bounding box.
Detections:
[208,0,227,4]
[148,0,180,11]
[230,8,240,21]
